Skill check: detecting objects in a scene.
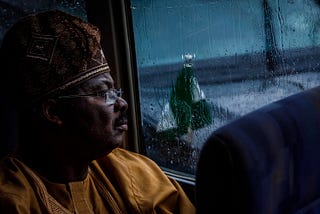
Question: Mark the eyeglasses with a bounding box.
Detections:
[58,88,122,105]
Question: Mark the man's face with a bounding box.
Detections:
[60,72,128,158]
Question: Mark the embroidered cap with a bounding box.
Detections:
[0,9,110,106]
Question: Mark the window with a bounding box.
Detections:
[129,0,320,178]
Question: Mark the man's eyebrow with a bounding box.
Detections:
[86,80,113,93]
[101,79,114,88]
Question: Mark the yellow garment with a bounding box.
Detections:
[0,148,195,213]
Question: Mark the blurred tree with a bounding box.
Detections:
[156,54,212,142]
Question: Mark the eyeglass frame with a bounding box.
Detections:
[57,88,123,105]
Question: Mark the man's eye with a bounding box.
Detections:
[97,90,109,96]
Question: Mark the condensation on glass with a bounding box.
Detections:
[0,0,86,45]
[130,0,320,175]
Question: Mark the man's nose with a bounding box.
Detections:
[114,97,128,112]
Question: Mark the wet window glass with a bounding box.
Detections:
[130,0,320,176]
[0,0,86,44]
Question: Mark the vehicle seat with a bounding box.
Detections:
[196,86,320,214]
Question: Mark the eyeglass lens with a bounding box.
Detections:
[105,89,122,104]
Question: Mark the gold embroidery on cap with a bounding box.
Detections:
[26,33,59,63]
[58,64,110,91]
[91,49,107,65]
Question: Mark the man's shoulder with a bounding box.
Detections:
[108,148,151,160]
[0,156,24,181]
[0,156,45,212]
[91,148,196,213]
[0,156,30,198]
[93,148,165,178]
[97,148,159,169]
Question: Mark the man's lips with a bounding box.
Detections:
[116,124,128,131]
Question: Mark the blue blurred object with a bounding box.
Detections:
[196,85,320,214]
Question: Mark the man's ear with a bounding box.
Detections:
[41,99,63,126]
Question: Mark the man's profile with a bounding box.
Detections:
[0,9,195,213]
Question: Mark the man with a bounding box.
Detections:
[0,9,195,213]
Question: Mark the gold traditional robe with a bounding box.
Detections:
[0,148,195,213]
